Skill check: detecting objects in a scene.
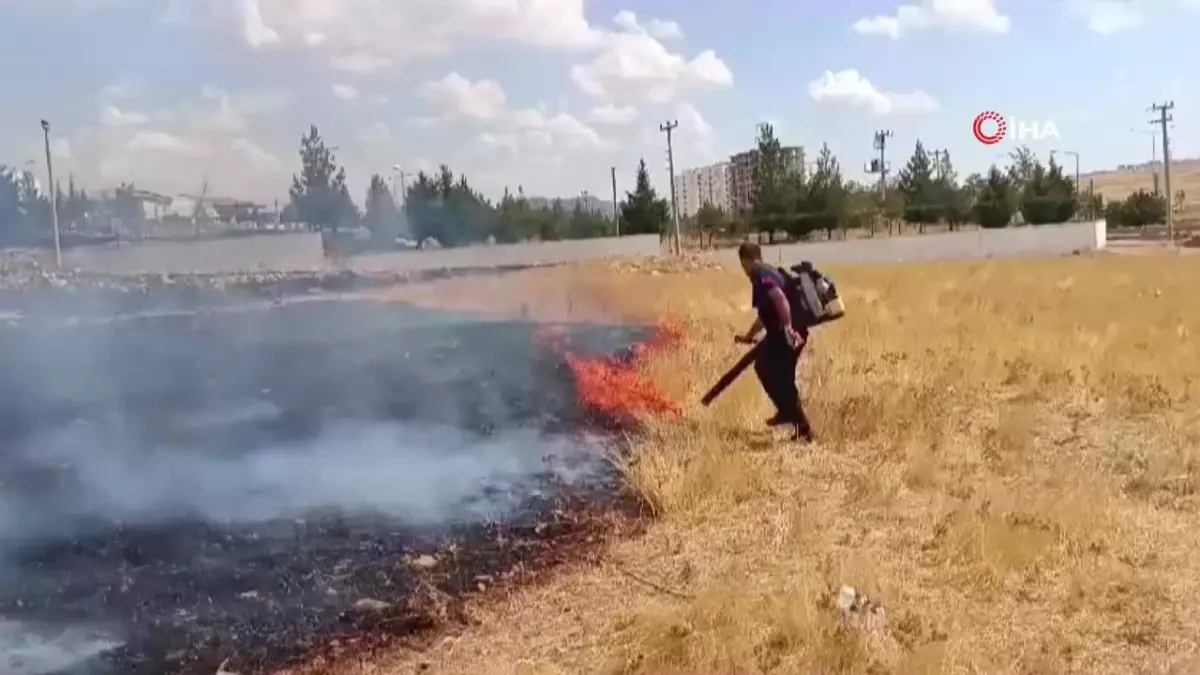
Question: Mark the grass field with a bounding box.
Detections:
[1086,159,1200,228]
[341,252,1199,674]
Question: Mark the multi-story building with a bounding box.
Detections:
[726,145,805,215]
[672,162,730,218]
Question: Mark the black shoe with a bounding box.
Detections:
[791,423,815,443]
[765,412,796,427]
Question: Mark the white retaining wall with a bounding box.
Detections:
[714,221,1106,267]
[351,233,664,273]
[53,233,327,274]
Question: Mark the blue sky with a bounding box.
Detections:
[0,0,1195,204]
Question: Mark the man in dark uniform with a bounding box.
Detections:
[734,242,815,443]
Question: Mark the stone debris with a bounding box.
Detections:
[836,585,887,633]
[353,598,393,613]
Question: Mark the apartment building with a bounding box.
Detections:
[672,162,730,218]
[726,145,805,215]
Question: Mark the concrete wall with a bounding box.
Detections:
[55,233,326,274]
[351,233,664,273]
[713,221,1106,267]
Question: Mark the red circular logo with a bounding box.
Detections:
[973,111,1006,145]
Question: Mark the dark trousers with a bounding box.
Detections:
[753,334,813,435]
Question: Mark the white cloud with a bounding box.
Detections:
[674,102,716,165]
[100,104,149,128]
[49,138,72,161]
[59,83,295,201]
[331,84,359,100]
[853,0,1010,38]
[1068,0,1145,34]
[238,0,280,47]
[418,73,508,121]
[231,138,281,166]
[570,12,732,104]
[238,0,599,71]
[589,104,638,126]
[613,11,682,40]
[99,78,142,101]
[808,69,940,115]
[477,132,519,155]
[330,52,393,74]
[676,102,712,138]
[358,122,391,143]
[127,130,209,157]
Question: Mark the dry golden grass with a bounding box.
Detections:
[344,252,1200,675]
[1086,160,1200,219]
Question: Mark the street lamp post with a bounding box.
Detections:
[1051,149,1081,220]
[391,164,407,209]
[40,119,62,269]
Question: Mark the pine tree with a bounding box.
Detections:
[973,166,1016,229]
[288,125,354,231]
[750,123,793,242]
[896,141,939,230]
[800,143,845,240]
[619,159,670,235]
[363,174,400,244]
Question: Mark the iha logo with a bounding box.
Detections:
[972,111,1060,144]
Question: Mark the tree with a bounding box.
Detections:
[0,167,22,243]
[619,159,670,236]
[565,199,611,239]
[695,202,727,248]
[404,165,496,246]
[1019,155,1076,225]
[840,181,881,237]
[972,166,1016,229]
[1006,146,1038,193]
[799,143,845,240]
[1109,189,1166,228]
[363,174,402,245]
[930,151,969,230]
[288,125,354,231]
[896,141,940,231]
[749,123,795,243]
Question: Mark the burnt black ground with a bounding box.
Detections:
[0,288,647,675]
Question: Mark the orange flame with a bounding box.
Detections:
[534,320,683,427]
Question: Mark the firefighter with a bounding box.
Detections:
[733,242,815,443]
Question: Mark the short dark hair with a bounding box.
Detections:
[737,242,762,261]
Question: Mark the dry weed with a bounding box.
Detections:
[346,253,1200,675]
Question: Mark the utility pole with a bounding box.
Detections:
[863,129,893,200]
[660,120,682,255]
[611,166,619,237]
[40,119,62,269]
[1149,102,1175,245]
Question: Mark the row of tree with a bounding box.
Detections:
[288,126,623,247]
[686,123,1103,246]
[2,122,1171,251]
[0,166,150,245]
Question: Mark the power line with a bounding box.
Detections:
[864,129,893,201]
[660,120,681,255]
[1148,101,1175,245]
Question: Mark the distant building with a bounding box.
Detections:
[672,162,730,218]
[726,145,805,215]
